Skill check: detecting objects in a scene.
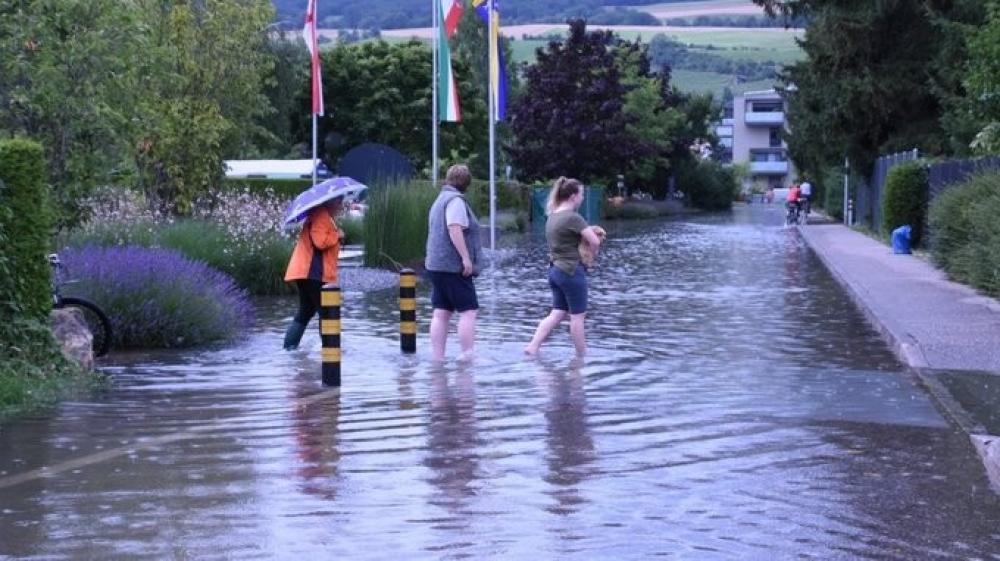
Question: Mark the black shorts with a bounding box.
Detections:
[428,271,479,312]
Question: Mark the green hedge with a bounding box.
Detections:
[929,172,1000,296]
[0,139,53,321]
[882,162,928,246]
[678,160,737,211]
[0,139,81,416]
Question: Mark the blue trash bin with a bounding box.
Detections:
[891,225,912,254]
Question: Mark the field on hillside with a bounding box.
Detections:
[629,0,767,18]
[505,25,800,97]
[668,70,776,96]
[368,12,805,99]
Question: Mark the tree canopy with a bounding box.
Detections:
[303,40,488,176]
[751,0,988,181]
[0,0,278,218]
[506,19,641,184]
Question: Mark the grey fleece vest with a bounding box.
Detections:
[425,186,482,273]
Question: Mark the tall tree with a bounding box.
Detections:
[302,40,487,175]
[0,0,139,225]
[507,19,640,184]
[966,0,1000,154]
[132,0,277,213]
[753,0,986,180]
[615,38,684,193]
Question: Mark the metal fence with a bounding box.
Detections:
[927,157,1000,200]
[854,152,1000,237]
[855,149,919,234]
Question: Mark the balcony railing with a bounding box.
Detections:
[750,161,789,175]
[745,111,785,126]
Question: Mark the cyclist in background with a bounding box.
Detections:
[800,179,813,216]
[785,182,802,225]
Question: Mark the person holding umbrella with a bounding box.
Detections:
[282,177,366,350]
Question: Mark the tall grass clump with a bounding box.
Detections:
[882,162,928,246]
[929,172,1000,296]
[61,246,255,348]
[338,215,364,245]
[364,181,438,268]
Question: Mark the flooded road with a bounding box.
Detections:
[2,205,999,559]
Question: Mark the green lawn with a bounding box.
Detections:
[511,39,548,64]
[617,28,803,60]
[510,28,802,64]
[669,69,777,97]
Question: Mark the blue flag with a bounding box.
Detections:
[471,0,506,121]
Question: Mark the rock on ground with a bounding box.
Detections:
[51,308,94,370]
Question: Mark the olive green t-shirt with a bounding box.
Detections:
[546,210,589,274]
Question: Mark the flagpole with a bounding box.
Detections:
[312,114,318,186]
[431,0,439,188]
[488,0,496,252]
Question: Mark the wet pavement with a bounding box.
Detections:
[2,205,1000,560]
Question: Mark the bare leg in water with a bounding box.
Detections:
[430,309,452,362]
[457,309,477,360]
[524,309,568,355]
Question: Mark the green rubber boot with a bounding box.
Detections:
[283,320,308,350]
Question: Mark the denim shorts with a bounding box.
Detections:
[549,264,588,315]
[428,271,479,312]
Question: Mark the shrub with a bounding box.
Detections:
[67,187,297,295]
[60,246,255,348]
[0,139,82,415]
[929,172,1000,296]
[822,168,845,221]
[410,179,529,217]
[222,177,312,199]
[606,201,659,220]
[0,139,53,322]
[364,181,438,268]
[882,162,928,246]
[678,160,737,211]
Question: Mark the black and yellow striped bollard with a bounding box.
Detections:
[399,269,417,354]
[320,283,341,386]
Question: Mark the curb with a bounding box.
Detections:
[797,223,1000,493]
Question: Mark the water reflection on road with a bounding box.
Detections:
[2,205,999,559]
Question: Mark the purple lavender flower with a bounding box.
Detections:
[60,246,255,348]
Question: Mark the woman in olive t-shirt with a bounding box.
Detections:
[524,177,603,357]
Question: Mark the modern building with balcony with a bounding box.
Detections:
[731,89,796,191]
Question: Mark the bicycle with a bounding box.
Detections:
[50,253,113,357]
[785,201,801,226]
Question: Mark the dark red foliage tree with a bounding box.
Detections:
[506,19,645,184]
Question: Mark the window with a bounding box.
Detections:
[750,101,782,113]
[769,127,782,147]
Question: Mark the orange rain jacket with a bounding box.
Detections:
[284,206,340,284]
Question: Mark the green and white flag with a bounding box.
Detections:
[437,0,463,122]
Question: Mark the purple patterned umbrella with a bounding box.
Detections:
[283,176,367,225]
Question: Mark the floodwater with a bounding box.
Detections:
[2,205,999,560]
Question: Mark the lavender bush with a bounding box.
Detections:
[60,246,254,348]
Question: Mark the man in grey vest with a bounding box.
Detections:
[425,164,482,361]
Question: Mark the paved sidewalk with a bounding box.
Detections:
[798,223,1000,372]
[799,221,1000,490]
